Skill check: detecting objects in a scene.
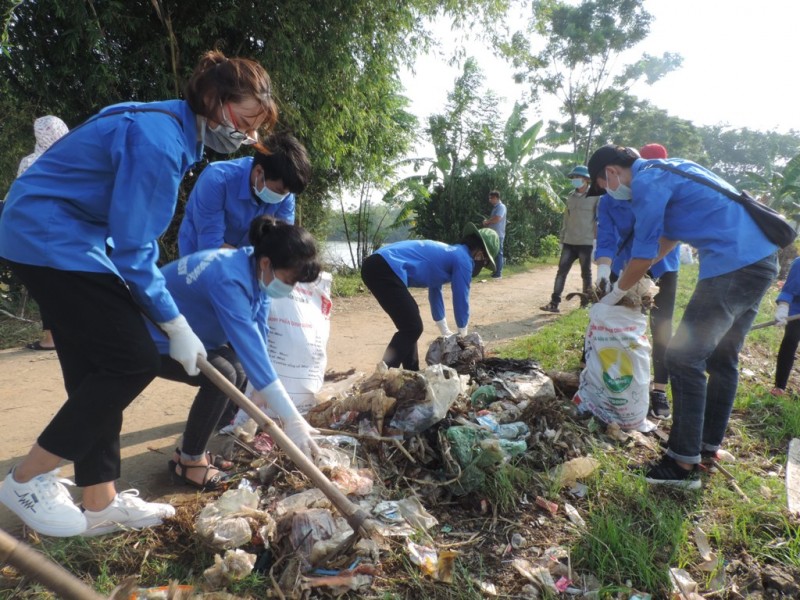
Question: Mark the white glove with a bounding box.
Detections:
[159,314,207,376]
[255,380,319,459]
[458,326,468,336]
[435,319,453,336]
[595,264,611,289]
[599,284,627,306]
[775,302,789,327]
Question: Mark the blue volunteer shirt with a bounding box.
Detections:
[595,193,680,278]
[777,257,800,317]
[629,158,777,279]
[178,157,296,255]
[0,100,203,323]
[375,240,474,328]
[148,247,278,390]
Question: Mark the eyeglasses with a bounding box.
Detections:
[223,103,259,146]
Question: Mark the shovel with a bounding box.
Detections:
[750,313,800,331]
[196,356,378,540]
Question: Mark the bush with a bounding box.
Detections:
[538,234,561,257]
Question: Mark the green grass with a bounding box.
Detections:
[493,262,800,597]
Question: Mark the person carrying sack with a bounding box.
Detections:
[587,144,780,489]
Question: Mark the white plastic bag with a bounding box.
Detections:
[574,303,653,431]
[266,272,332,413]
[679,243,694,264]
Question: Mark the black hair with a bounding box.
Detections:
[252,131,312,194]
[248,216,321,282]
[489,190,500,199]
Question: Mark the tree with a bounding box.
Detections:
[0,0,505,237]
[591,93,707,162]
[502,0,681,161]
[698,126,800,184]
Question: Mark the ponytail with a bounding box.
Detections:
[248,216,320,283]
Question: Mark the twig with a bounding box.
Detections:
[710,459,750,503]
[438,533,484,549]
[315,427,417,463]
[0,307,36,323]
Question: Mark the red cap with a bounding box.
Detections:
[639,143,668,159]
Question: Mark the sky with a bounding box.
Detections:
[399,0,800,146]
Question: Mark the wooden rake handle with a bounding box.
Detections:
[196,356,376,538]
[0,527,106,600]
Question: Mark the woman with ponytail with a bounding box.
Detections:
[0,50,277,537]
[149,216,322,490]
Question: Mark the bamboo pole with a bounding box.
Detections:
[0,528,106,600]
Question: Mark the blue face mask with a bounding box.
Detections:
[570,178,585,188]
[253,173,289,204]
[259,267,295,299]
[605,169,633,201]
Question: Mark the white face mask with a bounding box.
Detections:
[259,267,295,299]
[605,168,633,201]
[253,172,289,204]
[570,178,585,188]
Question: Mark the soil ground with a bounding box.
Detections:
[0,262,586,535]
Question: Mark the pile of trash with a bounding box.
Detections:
[169,333,608,598]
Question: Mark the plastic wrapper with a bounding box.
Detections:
[330,467,374,496]
[203,549,256,589]
[275,488,332,520]
[195,488,262,550]
[390,364,464,434]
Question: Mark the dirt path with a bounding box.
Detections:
[0,263,585,534]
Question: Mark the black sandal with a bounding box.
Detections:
[174,447,234,471]
[168,459,229,491]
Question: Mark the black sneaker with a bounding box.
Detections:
[649,390,671,420]
[700,450,719,466]
[643,455,701,490]
[540,302,560,313]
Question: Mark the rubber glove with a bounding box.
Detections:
[775,302,789,327]
[595,264,611,289]
[599,284,627,307]
[255,380,320,459]
[458,326,468,336]
[159,315,207,376]
[435,319,453,336]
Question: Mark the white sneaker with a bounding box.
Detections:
[83,489,175,537]
[0,468,87,537]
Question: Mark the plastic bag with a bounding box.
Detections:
[266,272,333,413]
[390,364,463,434]
[574,303,653,431]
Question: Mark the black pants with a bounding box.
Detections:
[551,243,593,304]
[361,254,423,370]
[650,270,678,386]
[158,345,246,458]
[9,262,160,487]
[775,319,800,390]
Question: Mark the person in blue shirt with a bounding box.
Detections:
[178,131,311,255]
[594,143,680,420]
[482,190,507,278]
[0,50,278,538]
[588,144,779,489]
[772,257,800,396]
[361,224,500,371]
[152,216,321,490]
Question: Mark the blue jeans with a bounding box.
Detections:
[493,235,505,277]
[665,254,777,464]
